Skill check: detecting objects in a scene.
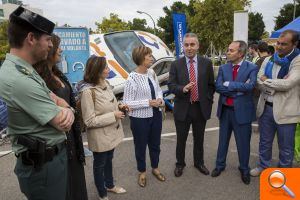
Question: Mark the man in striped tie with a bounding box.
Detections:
[168,33,215,177]
[212,41,258,185]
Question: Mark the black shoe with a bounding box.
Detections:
[241,173,250,185]
[195,164,210,175]
[211,168,222,177]
[174,166,184,177]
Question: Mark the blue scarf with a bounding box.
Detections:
[264,48,300,79]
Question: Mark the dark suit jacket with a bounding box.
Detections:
[168,55,215,121]
[215,60,258,125]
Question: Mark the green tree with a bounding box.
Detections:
[261,31,270,39]
[128,18,154,33]
[190,0,250,53]
[128,18,147,30]
[274,0,300,30]
[248,12,265,42]
[157,1,190,47]
[0,21,9,63]
[95,13,129,33]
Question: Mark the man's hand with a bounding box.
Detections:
[183,82,195,93]
[59,107,75,131]
[260,75,268,82]
[49,92,58,105]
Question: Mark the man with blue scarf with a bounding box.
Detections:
[251,30,300,176]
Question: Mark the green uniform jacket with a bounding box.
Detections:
[0,53,65,154]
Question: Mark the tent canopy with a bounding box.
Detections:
[270,17,300,38]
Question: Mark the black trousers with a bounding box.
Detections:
[175,103,207,167]
[130,109,162,172]
[66,130,88,200]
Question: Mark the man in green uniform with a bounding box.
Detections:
[0,7,75,200]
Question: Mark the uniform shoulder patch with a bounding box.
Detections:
[15,65,31,75]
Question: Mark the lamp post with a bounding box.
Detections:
[137,10,156,34]
[293,0,297,20]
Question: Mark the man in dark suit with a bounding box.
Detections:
[211,40,258,185]
[168,33,215,177]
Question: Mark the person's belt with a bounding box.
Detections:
[46,140,66,158]
[265,101,273,107]
[20,140,66,166]
[223,104,234,110]
[55,140,66,152]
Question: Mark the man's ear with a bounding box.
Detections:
[294,41,298,49]
[239,52,245,59]
[26,32,36,46]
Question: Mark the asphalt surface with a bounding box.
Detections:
[0,94,295,200]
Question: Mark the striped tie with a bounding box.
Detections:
[189,59,198,102]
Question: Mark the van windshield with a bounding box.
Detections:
[104,32,144,73]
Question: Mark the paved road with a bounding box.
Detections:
[0,95,292,200]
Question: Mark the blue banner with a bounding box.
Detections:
[172,13,187,58]
[53,28,90,85]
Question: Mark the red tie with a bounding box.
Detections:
[226,65,240,106]
[189,59,198,102]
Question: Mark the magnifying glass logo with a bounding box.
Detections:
[268,170,295,198]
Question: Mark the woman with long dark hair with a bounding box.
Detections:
[33,34,88,200]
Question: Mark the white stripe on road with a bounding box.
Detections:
[82,127,221,146]
[0,124,259,154]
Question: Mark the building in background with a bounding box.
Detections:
[0,0,43,22]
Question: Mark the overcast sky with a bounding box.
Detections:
[18,0,294,33]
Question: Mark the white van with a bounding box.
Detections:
[89,30,174,97]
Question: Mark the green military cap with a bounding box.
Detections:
[9,6,55,35]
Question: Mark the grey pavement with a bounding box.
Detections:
[0,95,294,200]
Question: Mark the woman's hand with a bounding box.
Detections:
[156,98,164,107]
[114,111,125,120]
[118,104,131,113]
[149,100,160,108]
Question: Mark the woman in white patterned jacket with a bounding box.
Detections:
[123,46,166,187]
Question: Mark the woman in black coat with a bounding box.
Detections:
[33,34,88,200]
